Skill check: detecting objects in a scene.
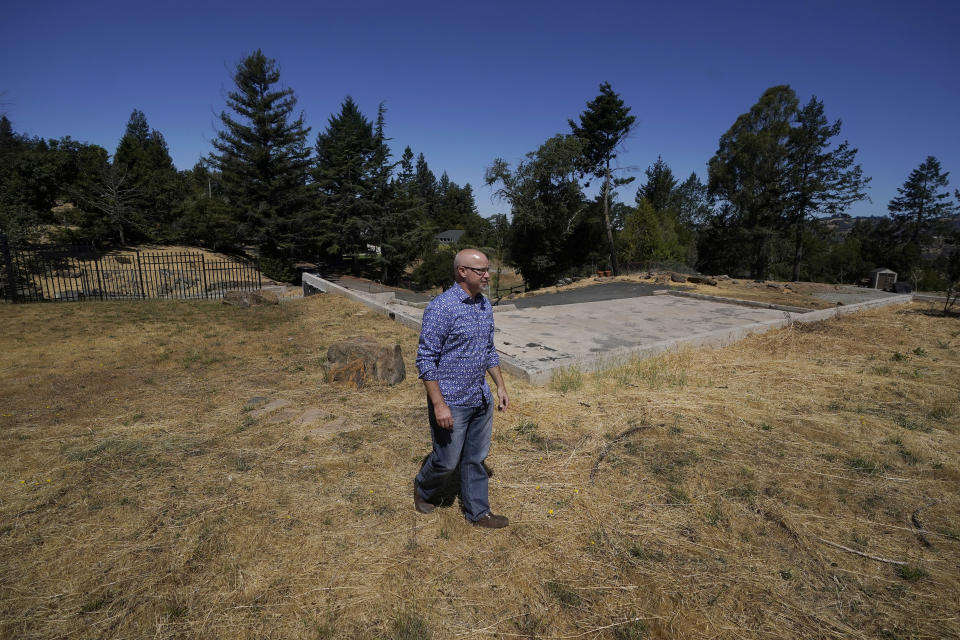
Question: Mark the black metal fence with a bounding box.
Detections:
[1,235,261,303]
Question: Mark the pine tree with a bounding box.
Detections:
[313,96,380,261]
[114,109,180,241]
[640,156,678,214]
[569,82,636,275]
[414,153,437,225]
[176,162,236,250]
[784,97,870,280]
[708,85,797,279]
[888,156,956,244]
[376,145,432,284]
[208,50,312,261]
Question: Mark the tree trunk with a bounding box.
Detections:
[791,213,804,282]
[602,161,619,276]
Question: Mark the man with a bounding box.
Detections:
[413,248,510,528]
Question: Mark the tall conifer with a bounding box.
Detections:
[569,82,636,275]
[209,50,312,260]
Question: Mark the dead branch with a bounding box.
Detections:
[911,499,941,548]
[590,424,658,483]
[817,537,907,566]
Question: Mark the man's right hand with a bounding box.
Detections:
[433,401,454,430]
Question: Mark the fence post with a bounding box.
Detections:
[200,254,208,299]
[94,255,105,300]
[1,233,19,303]
[135,251,146,299]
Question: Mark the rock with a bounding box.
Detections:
[296,408,327,426]
[222,290,252,307]
[222,289,280,307]
[766,283,783,291]
[654,273,671,285]
[265,409,300,424]
[669,272,688,283]
[328,358,366,389]
[244,396,270,410]
[687,276,717,286]
[307,416,359,439]
[249,398,292,419]
[257,289,281,304]
[327,336,406,385]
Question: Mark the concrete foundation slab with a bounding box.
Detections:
[301,273,912,385]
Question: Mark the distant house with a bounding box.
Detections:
[869,268,897,290]
[436,229,465,245]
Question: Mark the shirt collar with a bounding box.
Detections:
[449,284,486,305]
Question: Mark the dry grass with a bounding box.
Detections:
[1,295,958,639]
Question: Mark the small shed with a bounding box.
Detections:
[436,229,465,245]
[869,267,897,290]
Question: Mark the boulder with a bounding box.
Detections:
[687,275,717,286]
[654,273,671,285]
[328,359,366,389]
[669,272,688,283]
[327,336,406,385]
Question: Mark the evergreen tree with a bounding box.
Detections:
[676,173,713,228]
[627,158,696,268]
[486,135,592,289]
[1,122,94,243]
[378,145,432,284]
[71,145,140,245]
[569,82,636,275]
[888,156,956,244]
[414,153,438,223]
[708,85,797,279]
[784,97,870,280]
[114,109,180,241]
[620,197,663,264]
[208,49,312,262]
[312,96,380,261]
[639,156,678,214]
[176,162,236,250]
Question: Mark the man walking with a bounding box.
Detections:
[413,248,510,528]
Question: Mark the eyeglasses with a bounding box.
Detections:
[461,266,490,275]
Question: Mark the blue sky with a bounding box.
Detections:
[3,0,958,219]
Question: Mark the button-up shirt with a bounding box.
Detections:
[416,283,500,407]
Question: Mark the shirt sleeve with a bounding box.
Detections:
[416,301,449,381]
[485,308,500,370]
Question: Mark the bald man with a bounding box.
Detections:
[413,248,510,528]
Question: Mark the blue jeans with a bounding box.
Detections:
[415,400,493,521]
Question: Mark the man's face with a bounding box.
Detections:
[458,254,490,296]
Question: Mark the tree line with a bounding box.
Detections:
[0,50,492,284]
[489,83,959,291]
[2,52,958,292]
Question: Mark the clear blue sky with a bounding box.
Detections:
[3,0,958,219]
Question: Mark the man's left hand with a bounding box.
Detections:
[496,386,509,412]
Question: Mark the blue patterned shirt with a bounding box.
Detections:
[416,284,500,407]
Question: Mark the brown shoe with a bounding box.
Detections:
[473,512,509,529]
[414,480,435,514]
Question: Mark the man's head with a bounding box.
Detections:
[454,248,490,297]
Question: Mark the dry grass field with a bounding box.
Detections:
[1,293,958,639]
